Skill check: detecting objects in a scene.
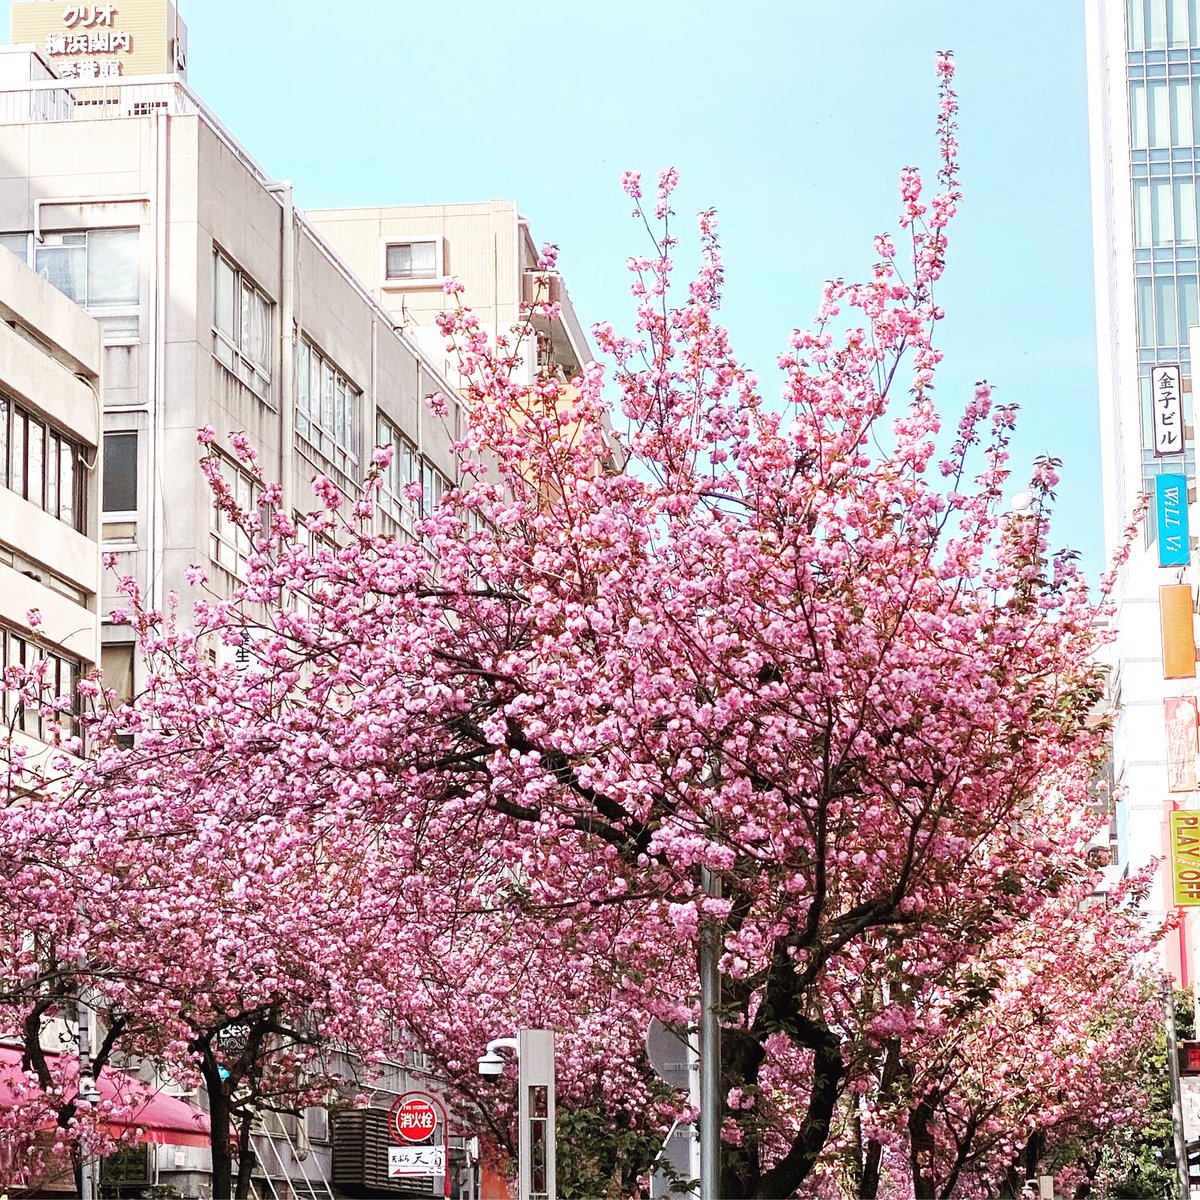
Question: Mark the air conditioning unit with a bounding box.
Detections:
[522,271,562,307]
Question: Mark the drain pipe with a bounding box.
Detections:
[265,181,295,515]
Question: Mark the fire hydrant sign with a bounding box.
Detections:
[389,1145,446,1177]
[390,1094,437,1143]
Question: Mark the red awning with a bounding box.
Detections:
[0,1046,211,1149]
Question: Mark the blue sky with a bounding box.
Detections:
[8,1,1104,570]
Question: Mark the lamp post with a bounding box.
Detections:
[478,1030,556,1200]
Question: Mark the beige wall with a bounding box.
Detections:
[307,200,594,387]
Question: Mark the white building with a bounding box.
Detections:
[1085,0,1200,982]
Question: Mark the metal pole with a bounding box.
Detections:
[78,980,94,1200]
[699,867,721,1200]
[1166,976,1191,1200]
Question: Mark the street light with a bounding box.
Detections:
[478,1030,556,1200]
[477,1036,517,1077]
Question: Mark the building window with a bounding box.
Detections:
[1,229,140,343]
[2,625,82,744]
[100,643,135,708]
[384,240,438,281]
[421,458,448,520]
[375,414,420,530]
[102,431,137,514]
[209,454,261,580]
[0,394,84,530]
[213,250,272,399]
[297,339,360,477]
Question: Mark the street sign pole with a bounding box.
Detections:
[1166,977,1191,1200]
[699,866,721,1200]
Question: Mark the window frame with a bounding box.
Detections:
[212,248,274,402]
[296,337,361,478]
[379,235,444,288]
[209,452,263,581]
[2,624,83,745]
[1,229,141,346]
[0,392,86,531]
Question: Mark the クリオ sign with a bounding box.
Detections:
[10,0,187,80]
[1152,364,1186,457]
[1170,810,1200,906]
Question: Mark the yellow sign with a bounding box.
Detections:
[1170,810,1200,906]
[10,1,187,80]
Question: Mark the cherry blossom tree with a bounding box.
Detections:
[828,871,1164,1200]
[0,52,1158,1200]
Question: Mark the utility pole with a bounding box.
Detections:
[1166,976,1191,1200]
[77,979,97,1200]
[699,866,721,1200]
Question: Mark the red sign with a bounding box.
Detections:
[389,1094,437,1144]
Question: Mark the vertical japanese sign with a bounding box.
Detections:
[1166,696,1200,792]
[1161,584,1197,680]
[1153,364,1186,457]
[1170,810,1200,906]
[1157,473,1191,566]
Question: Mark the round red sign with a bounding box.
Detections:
[390,1094,438,1144]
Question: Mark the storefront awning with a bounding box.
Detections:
[0,1046,211,1149]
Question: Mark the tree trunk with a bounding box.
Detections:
[234,1107,256,1199]
[200,1054,233,1200]
[860,1039,903,1200]
[908,1096,935,1200]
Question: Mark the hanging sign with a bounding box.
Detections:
[1161,584,1197,680]
[389,1145,446,1178]
[1166,696,1200,792]
[1157,473,1191,566]
[1170,809,1200,905]
[1153,364,1186,457]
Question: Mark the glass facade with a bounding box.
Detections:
[1127,2,1200,529]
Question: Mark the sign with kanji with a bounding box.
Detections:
[389,1095,437,1143]
[388,1145,446,1178]
[1167,696,1200,793]
[1153,365,1186,457]
[10,0,184,80]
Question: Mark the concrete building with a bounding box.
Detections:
[0,43,476,1199]
[0,225,102,762]
[306,199,593,390]
[1085,0,1200,981]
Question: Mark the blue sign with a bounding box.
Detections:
[1157,473,1191,567]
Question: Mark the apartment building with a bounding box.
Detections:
[0,226,102,763]
[0,44,474,1199]
[306,200,593,390]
